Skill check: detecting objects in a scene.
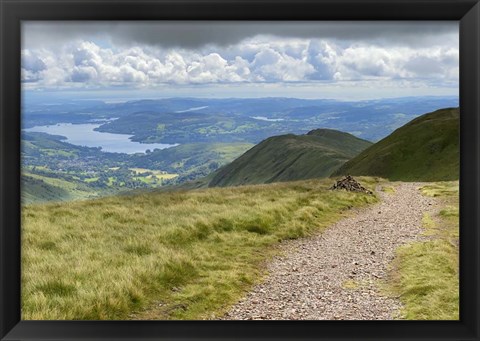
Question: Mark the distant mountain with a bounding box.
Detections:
[88,96,458,144]
[23,94,458,142]
[333,108,459,181]
[208,129,372,187]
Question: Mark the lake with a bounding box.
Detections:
[251,116,285,122]
[23,122,179,154]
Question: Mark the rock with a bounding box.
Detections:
[330,175,373,194]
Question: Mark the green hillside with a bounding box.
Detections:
[208,129,372,187]
[333,108,459,181]
[21,173,98,204]
[22,177,378,320]
[21,174,73,204]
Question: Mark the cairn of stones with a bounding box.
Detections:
[330,175,373,194]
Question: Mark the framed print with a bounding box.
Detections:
[1,0,479,340]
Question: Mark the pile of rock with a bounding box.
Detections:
[330,175,373,194]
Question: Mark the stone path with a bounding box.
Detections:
[223,183,435,320]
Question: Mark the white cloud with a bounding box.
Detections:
[21,35,458,91]
[22,50,46,72]
[250,46,315,81]
[334,45,409,80]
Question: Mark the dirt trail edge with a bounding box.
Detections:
[223,182,435,320]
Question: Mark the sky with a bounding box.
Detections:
[21,21,459,100]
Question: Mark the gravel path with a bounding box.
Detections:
[223,182,436,320]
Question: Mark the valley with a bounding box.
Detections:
[21,130,253,203]
[21,96,458,204]
[20,96,460,321]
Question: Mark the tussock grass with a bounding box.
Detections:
[342,279,359,290]
[421,213,437,236]
[381,185,396,193]
[420,181,458,197]
[22,177,378,320]
[385,181,459,320]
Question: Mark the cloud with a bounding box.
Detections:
[306,40,339,80]
[20,21,458,93]
[250,46,315,81]
[21,31,459,90]
[22,50,47,72]
[22,21,458,50]
[405,56,443,76]
[21,50,47,82]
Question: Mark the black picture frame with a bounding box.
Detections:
[1,0,479,340]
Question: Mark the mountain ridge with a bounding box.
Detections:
[208,128,372,187]
[333,107,459,181]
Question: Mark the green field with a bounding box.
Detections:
[21,177,378,320]
[385,181,459,320]
[130,168,178,185]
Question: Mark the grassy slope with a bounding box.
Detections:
[22,174,73,204]
[209,129,372,187]
[22,177,378,320]
[333,108,459,181]
[22,173,97,204]
[385,181,459,320]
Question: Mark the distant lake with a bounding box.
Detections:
[23,122,178,154]
[251,116,285,122]
[175,106,209,113]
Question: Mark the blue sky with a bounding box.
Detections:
[21,21,459,100]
